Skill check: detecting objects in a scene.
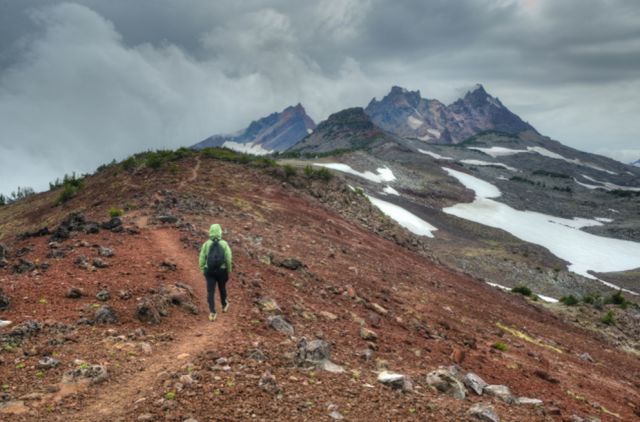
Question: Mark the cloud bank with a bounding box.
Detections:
[1,0,639,194]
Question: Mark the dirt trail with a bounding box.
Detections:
[68,226,235,421]
[179,156,201,189]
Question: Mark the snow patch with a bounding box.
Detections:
[367,196,437,238]
[222,141,272,156]
[418,150,452,160]
[314,163,396,184]
[307,128,313,134]
[485,282,558,303]
[382,185,400,196]
[486,96,502,108]
[417,134,432,141]
[469,146,618,175]
[407,115,424,130]
[595,217,614,223]
[427,128,442,137]
[579,175,640,192]
[442,167,640,291]
[460,159,518,172]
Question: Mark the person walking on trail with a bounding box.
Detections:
[199,224,233,321]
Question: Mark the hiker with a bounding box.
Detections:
[199,223,233,321]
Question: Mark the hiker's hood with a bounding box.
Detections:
[209,224,222,240]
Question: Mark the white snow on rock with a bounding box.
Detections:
[442,168,640,290]
[307,128,313,134]
[427,128,442,137]
[595,217,614,223]
[486,282,558,303]
[382,185,400,196]
[469,146,618,175]
[367,195,437,238]
[460,159,518,172]
[417,134,432,141]
[418,150,452,160]
[222,141,272,156]
[579,175,640,192]
[313,163,396,183]
[407,115,424,129]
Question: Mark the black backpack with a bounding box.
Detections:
[206,239,225,275]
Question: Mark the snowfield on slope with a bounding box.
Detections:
[314,163,396,183]
[442,168,640,289]
[469,146,617,175]
[367,195,437,238]
[418,150,452,160]
[576,175,640,192]
[460,159,518,171]
[222,141,272,156]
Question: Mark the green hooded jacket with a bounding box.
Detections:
[199,224,233,274]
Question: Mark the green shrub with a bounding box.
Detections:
[582,294,600,305]
[492,342,508,352]
[108,207,124,218]
[282,164,297,178]
[606,290,627,307]
[164,391,176,400]
[122,156,138,171]
[560,295,579,306]
[511,286,532,297]
[145,153,165,169]
[601,310,615,326]
[56,174,84,205]
[303,165,332,181]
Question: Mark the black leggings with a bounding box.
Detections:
[205,269,228,313]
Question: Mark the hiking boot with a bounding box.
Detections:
[208,312,217,322]
[222,302,230,313]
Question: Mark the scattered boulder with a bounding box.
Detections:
[319,310,338,321]
[3,320,42,343]
[359,327,378,341]
[484,385,515,404]
[468,403,500,422]
[37,357,60,369]
[63,364,109,384]
[578,352,594,363]
[0,320,11,328]
[295,338,344,373]
[92,258,109,269]
[84,222,100,234]
[0,288,9,311]
[369,302,388,315]
[463,372,488,395]
[16,227,50,240]
[279,258,303,270]
[98,247,114,257]
[50,213,100,242]
[267,315,294,336]
[135,299,163,324]
[157,215,178,224]
[256,297,282,314]
[119,290,132,300]
[101,217,123,231]
[164,283,198,315]
[96,290,110,301]
[12,258,35,274]
[426,367,467,400]
[74,255,89,269]
[0,243,8,267]
[245,348,269,361]
[515,397,543,406]
[258,371,281,395]
[377,371,413,393]
[66,287,84,299]
[94,305,117,324]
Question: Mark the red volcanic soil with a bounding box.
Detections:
[0,154,638,421]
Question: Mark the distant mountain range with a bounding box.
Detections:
[633,159,640,167]
[192,104,315,154]
[365,85,536,143]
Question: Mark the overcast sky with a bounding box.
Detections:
[1,0,639,195]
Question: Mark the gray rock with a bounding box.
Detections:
[329,410,344,420]
[267,315,294,336]
[256,297,282,314]
[0,288,9,311]
[295,338,345,373]
[464,372,488,395]
[359,327,378,341]
[516,397,543,406]
[245,348,269,361]
[96,289,110,301]
[64,364,109,384]
[66,287,84,299]
[579,352,594,363]
[157,215,178,224]
[279,258,303,270]
[12,258,35,274]
[74,255,89,269]
[377,371,413,393]
[98,247,114,257]
[258,371,281,395]
[484,385,515,404]
[92,258,109,268]
[37,357,60,369]
[137,413,155,421]
[468,403,500,422]
[426,367,466,400]
[101,217,123,230]
[94,305,117,324]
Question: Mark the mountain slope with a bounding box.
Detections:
[365,85,536,143]
[193,104,316,153]
[1,150,639,420]
[633,159,640,167]
[289,107,394,154]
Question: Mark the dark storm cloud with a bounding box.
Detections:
[1,0,639,194]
